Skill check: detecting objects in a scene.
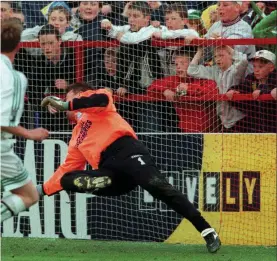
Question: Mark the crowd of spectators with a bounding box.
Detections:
[1,1,276,133]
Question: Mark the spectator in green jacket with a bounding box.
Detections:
[252,7,276,60]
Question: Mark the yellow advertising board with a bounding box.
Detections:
[167,134,276,246]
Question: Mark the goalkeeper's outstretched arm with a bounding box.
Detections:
[41,91,110,112]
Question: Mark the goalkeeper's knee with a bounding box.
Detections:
[61,172,112,193]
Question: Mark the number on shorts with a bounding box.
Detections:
[138,157,145,165]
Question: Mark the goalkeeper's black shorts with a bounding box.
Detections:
[62,135,159,196]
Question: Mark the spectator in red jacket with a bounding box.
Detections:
[148,49,218,133]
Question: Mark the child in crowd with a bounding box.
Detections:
[147,1,168,26]
[73,1,105,40]
[101,1,165,96]
[147,49,218,132]
[101,1,166,133]
[88,47,120,91]
[151,4,199,42]
[246,50,276,98]
[102,2,199,83]
[16,25,75,100]
[21,5,82,57]
[15,25,75,132]
[72,1,108,85]
[151,3,199,76]
[204,1,255,75]
[21,5,82,42]
[186,9,207,37]
[187,46,250,132]
[230,50,277,132]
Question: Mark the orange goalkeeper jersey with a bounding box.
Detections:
[43,88,137,196]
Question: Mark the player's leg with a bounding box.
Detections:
[107,136,221,253]
[1,148,39,222]
[127,164,221,253]
[60,169,113,194]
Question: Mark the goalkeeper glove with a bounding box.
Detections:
[176,89,187,97]
[41,96,69,111]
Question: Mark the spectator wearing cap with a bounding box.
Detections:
[232,50,276,99]
[186,9,207,36]
[205,1,256,75]
[230,50,277,133]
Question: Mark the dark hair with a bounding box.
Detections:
[187,19,207,36]
[105,47,118,58]
[165,3,188,19]
[128,1,151,17]
[66,82,93,94]
[79,1,103,8]
[48,6,71,23]
[38,24,61,40]
[1,18,23,53]
[174,48,191,59]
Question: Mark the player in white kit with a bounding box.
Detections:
[1,18,49,222]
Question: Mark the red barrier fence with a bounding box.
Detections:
[20,38,277,102]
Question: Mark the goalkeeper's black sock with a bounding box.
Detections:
[188,215,211,233]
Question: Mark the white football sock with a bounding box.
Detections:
[1,194,26,222]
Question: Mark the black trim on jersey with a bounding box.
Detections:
[70,94,109,111]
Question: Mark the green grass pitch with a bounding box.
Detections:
[1,238,276,261]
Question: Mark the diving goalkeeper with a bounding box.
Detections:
[38,82,221,253]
